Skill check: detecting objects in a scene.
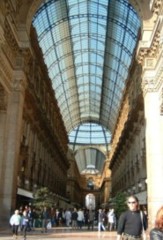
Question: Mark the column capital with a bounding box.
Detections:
[150,0,162,14]
[12,70,27,92]
[141,76,156,95]
[141,52,163,96]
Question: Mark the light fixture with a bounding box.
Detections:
[138,182,142,188]
[25,179,29,185]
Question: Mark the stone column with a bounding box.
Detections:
[0,70,26,226]
[137,11,163,229]
[143,76,163,228]
[0,85,7,192]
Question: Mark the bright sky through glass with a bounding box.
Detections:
[69,123,111,146]
[33,0,140,173]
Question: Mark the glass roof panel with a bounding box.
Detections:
[75,147,106,174]
[69,123,111,146]
[33,0,140,172]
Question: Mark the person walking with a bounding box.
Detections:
[98,209,106,232]
[77,209,84,229]
[71,208,78,230]
[107,208,116,231]
[41,206,50,233]
[9,209,21,239]
[150,206,163,239]
[88,209,95,230]
[64,208,72,227]
[21,210,29,240]
[117,195,147,240]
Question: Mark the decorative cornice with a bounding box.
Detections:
[3,0,23,20]
[150,0,162,14]
[4,0,15,15]
[137,30,160,64]
[4,16,19,53]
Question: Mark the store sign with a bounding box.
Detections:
[17,188,33,199]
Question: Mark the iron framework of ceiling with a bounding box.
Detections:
[33,0,140,174]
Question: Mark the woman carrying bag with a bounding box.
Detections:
[116,195,147,240]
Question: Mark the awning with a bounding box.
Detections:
[17,188,33,199]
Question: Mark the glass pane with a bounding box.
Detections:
[33,0,140,148]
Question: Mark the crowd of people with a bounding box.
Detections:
[9,205,116,239]
[9,195,163,240]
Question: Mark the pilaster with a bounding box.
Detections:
[143,79,163,228]
[141,60,163,228]
[0,70,27,226]
[137,8,163,228]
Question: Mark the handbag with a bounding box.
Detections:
[47,221,52,229]
[140,211,147,240]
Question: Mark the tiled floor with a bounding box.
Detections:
[0,227,117,240]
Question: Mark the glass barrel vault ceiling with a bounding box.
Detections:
[75,148,105,175]
[69,123,111,148]
[32,0,140,174]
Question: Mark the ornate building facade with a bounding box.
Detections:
[109,0,163,228]
[0,0,162,230]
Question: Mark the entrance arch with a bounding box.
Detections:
[85,193,96,210]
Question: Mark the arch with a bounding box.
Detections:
[74,147,106,174]
[129,0,152,20]
[74,145,107,157]
[85,193,96,210]
[20,0,44,34]
[15,0,152,36]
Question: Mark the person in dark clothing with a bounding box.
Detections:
[150,206,163,240]
[84,210,89,228]
[41,207,50,233]
[88,210,95,230]
[98,209,106,231]
[31,208,38,229]
[71,208,78,230]
[21,210,29,240]
[117,195,147,240]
